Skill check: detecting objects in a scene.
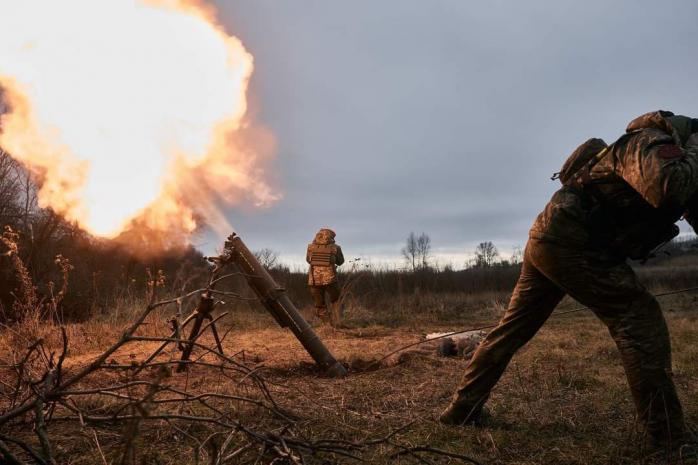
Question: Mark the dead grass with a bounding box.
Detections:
[1,291,696,464]
[223,309,697,464]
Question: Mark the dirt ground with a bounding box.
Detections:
[227,311,698,465]
[3,299,697,465]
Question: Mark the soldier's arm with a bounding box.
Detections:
[335,246,345,266]
[306,245,312,264]
[682,140,698,232]
[616,131,698,209]
[684,194,698,233]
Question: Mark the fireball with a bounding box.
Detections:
[0,0,277,247]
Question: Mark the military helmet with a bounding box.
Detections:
[627,111,698,146]
[314,228,336,245]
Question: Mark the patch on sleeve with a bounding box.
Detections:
[657,144,684,160]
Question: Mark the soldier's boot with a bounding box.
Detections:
[645,430,698,464]
[678,443,698,464]
[438,402,489,427]
[644,444,697,464]
[330,301,344,328]
[315,306,330,324]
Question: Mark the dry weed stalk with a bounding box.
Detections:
[0,244,475,465]
[0,227,73,333]
[1,226,38,322]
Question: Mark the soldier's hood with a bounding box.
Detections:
[626,110,696,145]
[313,228,336,245]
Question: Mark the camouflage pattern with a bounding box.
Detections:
[444,111,698,447]
[306,229,344,286]
[309,282,341,321]
[445,239,685,444]
[307,228,344,321]
[530,111,698,257]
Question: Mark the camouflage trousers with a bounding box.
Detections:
[451,238,685,445]
[309,282,340,321]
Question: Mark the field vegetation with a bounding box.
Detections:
[1,149,697,464]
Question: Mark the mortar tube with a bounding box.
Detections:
[224,233,347,378]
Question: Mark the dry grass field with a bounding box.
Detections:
[2,289,696,465]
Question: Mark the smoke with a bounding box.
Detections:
[0,0,279,252]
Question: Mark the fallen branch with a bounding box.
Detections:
[390,445,484,465]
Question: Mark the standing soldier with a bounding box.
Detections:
[306,228,344,324]
[440,111,698,454]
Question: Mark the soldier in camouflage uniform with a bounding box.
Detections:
[440,111,698,450]
[306,228,344,323]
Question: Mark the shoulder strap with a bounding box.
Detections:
[571,146,610,186]
[552,129,644,183]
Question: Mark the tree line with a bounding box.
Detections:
[0,149,208,321]
[4,143,693,324]
[400,231,520,271]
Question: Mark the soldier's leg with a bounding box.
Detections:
[441,244,565,424]
[529,243,685,447]
[326,282,343,326]
[309,286,329,322]
[598,294,684,448]
[326,281,341,303]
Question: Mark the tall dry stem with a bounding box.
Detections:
[1,226,38,322]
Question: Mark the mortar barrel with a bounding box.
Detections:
[226,233,347,377]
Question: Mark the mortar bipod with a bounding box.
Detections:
[177,292,224,372]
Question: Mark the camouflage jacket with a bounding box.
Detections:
[306,230,345,286]
[530,111,698,258]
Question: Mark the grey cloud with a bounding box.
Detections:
[205,0,698,265]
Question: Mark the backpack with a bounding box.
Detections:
[551,138,608,186]
[552,135,679,260]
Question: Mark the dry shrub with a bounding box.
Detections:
[0,226,71,350]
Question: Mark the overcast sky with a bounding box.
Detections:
[203,0,698,268]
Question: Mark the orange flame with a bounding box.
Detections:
[0,0,278,250]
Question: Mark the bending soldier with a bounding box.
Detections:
[440,111,698,452]
[306,228,344,323]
